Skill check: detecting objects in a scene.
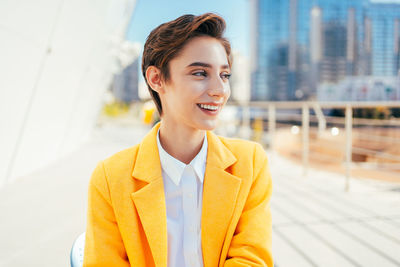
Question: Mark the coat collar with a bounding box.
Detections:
[201,130,241,266]
[130,122,241,267]
[156,128,208,186]
[131,123,163,183]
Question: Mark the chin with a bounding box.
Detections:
[195,120,218,131]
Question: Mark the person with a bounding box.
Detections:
[83,13,273,267]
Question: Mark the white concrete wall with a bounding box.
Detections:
[0,0,136,186]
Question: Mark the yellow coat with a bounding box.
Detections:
[83,123,273,267]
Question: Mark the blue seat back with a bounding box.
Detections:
[70,232,85,267]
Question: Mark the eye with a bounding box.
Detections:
[192,70,207,77]
[221,72,232,80]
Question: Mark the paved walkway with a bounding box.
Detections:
[0,122,150,267]
[0,122,399,267]
[270,155,400,267]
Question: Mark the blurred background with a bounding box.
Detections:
[1,0,400,266]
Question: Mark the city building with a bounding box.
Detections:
[230,50,251,103]
[113,57,140,103]
[111,41,141,103]
[365,2,400,76]
[250,0,400,101]
[317,76,400,101]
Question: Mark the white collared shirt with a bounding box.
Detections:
[157,130,207,267]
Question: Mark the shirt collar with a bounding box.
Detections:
[157,129,208,186]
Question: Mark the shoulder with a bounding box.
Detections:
[217,136,266,158]
[90,144,140,189]
[102,144,140,172]
[216,135,268,167]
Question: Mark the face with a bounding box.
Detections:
[159,36,231,131]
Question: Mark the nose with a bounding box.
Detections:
[208,75,230,99]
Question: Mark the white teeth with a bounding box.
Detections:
[199,104,218,111]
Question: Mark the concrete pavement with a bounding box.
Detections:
[0,122,149,267]
[270,154,400,267]
[0,122,399,267]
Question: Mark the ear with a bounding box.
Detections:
[146,66,165,94]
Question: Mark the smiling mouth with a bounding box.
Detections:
[197,103,219,111]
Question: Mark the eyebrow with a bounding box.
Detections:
[186,62,230,69]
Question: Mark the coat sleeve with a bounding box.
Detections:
[83,161,130,267]
[224,144,273,267]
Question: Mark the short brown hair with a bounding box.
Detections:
[141,13,231,115]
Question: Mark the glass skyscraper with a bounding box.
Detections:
[250,0,400,101]
[366,2,400,76]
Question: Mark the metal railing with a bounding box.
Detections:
[225,101,400,191]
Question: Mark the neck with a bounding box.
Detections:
[158,119,205,165]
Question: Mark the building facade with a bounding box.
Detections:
[113,57,140,103]
[0,0,137,186]
[250,0,400,101]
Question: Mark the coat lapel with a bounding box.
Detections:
[131,123,167,267]
[129,124,242,267]
[201,131,242,267]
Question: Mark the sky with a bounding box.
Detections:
[125,0,400,59]
[126,0,250,57]
[371,0,400,2]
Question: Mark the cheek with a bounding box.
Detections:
[172,83,203,109]
[184,80,208,97]
[224,85,231,101]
